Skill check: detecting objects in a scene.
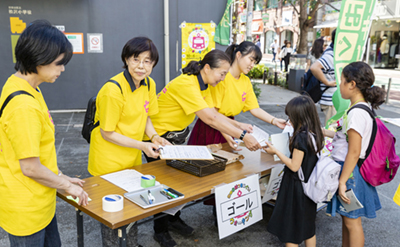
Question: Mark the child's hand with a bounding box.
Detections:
[263,142,276,155]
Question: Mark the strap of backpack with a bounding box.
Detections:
[107,79,123,94]
[147,77,150,91]
[0,90,34,118]
[347,104,378,168]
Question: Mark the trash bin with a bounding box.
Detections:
[287,54,307,93]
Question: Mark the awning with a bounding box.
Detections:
[313,21,338,29]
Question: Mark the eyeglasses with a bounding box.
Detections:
[130,57,154,68]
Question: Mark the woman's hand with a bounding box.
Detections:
[238,123,253,133]
[65,183,89,206]
[222,133,242,151]
[64,176,85,187]
[142,142,160,158]
[338,182,350,204]
[152,136,172,146]
[242,134,261,151]
[262,142,277,155]
[274,118,287,129]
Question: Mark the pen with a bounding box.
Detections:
[140,194,148,205]
[147,190,155,204]
[163,189,178,198]
[160,190,172,199]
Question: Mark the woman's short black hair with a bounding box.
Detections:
[14,19,73,75]
[121,37,159,69]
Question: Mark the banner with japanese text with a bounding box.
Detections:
[181,22,215,69]
[329,0,376,126]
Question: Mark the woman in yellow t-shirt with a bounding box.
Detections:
[0,20,88,246]
[146,50,261,247]
[88,37,168,247]
[188,41,286,149]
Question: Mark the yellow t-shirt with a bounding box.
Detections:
[0,75,57,236]
[88,71,158,176]
[149,74,214,137]
[210,72,259,117]
[394,183,400,206]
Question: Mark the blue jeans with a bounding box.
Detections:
[8,214,61,247]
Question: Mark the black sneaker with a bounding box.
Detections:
[153,231,177,247]
[169,218,195,236]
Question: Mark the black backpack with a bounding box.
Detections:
[301,69,328,103]
[0,91,34,118]
[81,78,149,143]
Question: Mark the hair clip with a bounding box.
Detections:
[371,85,374,88]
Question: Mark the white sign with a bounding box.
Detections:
[260,164,285,203]
[65,33,84,54]
[215,174,262,239]
[87,33,103,53]
[282,10,293,26]
[54,25,65,32]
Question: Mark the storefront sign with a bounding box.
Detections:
[282,10,293,26]
[329,0,376,126]
[181,22,215,68]
[262,13,269,23]
[215,174,262,239]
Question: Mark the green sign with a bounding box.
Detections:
[214,0,233,45]
[328,0,376,127]
[262,13,269,22]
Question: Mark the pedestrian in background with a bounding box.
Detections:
[0,20,88,247]
[279,41,293,72]
[270,39,278,62]
[310,29,337,126]
[263,95,324,247]
[324,62,385,247]
[306,37,324,72]
[279,40,288,71]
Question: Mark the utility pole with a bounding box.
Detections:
[246,0,253,41]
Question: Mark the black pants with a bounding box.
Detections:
[143,147,182,233]
[283,55,290,72]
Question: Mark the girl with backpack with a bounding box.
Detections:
[263,95,324,247]
[324,62,385,247]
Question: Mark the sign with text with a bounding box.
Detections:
[329,0,376,126]
[181,22,215,69]
[215,174,262,239]
[261,164,285,203]
[65,33,84,54]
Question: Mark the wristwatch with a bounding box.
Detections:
[239,130,247,140]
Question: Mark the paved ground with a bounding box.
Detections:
[1,84,400,247]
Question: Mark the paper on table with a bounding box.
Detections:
[270,132,291,161]
[250,125,270,144]
[159,145,214,160]
[66,196,92,204]
[101,169,160,192]
[338,189,364,212]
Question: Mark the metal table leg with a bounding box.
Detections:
[76,208,84,247]
[118,225,127,247]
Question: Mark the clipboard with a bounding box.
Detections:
[159,145,214,160]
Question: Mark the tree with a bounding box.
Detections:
[286,0,340,54]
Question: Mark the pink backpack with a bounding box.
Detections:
[348,105,400,186]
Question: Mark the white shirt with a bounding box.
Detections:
[331,102,373,162]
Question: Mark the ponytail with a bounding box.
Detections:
[182,49,231,75]
[182,60,202,75]
[225,41,262,65]
[342,62,386,109]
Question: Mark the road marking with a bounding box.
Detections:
[56,138,64,157]
[66,112,74,132]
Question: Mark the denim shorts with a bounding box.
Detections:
[326,161,382,219]
[8,214,61,247]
